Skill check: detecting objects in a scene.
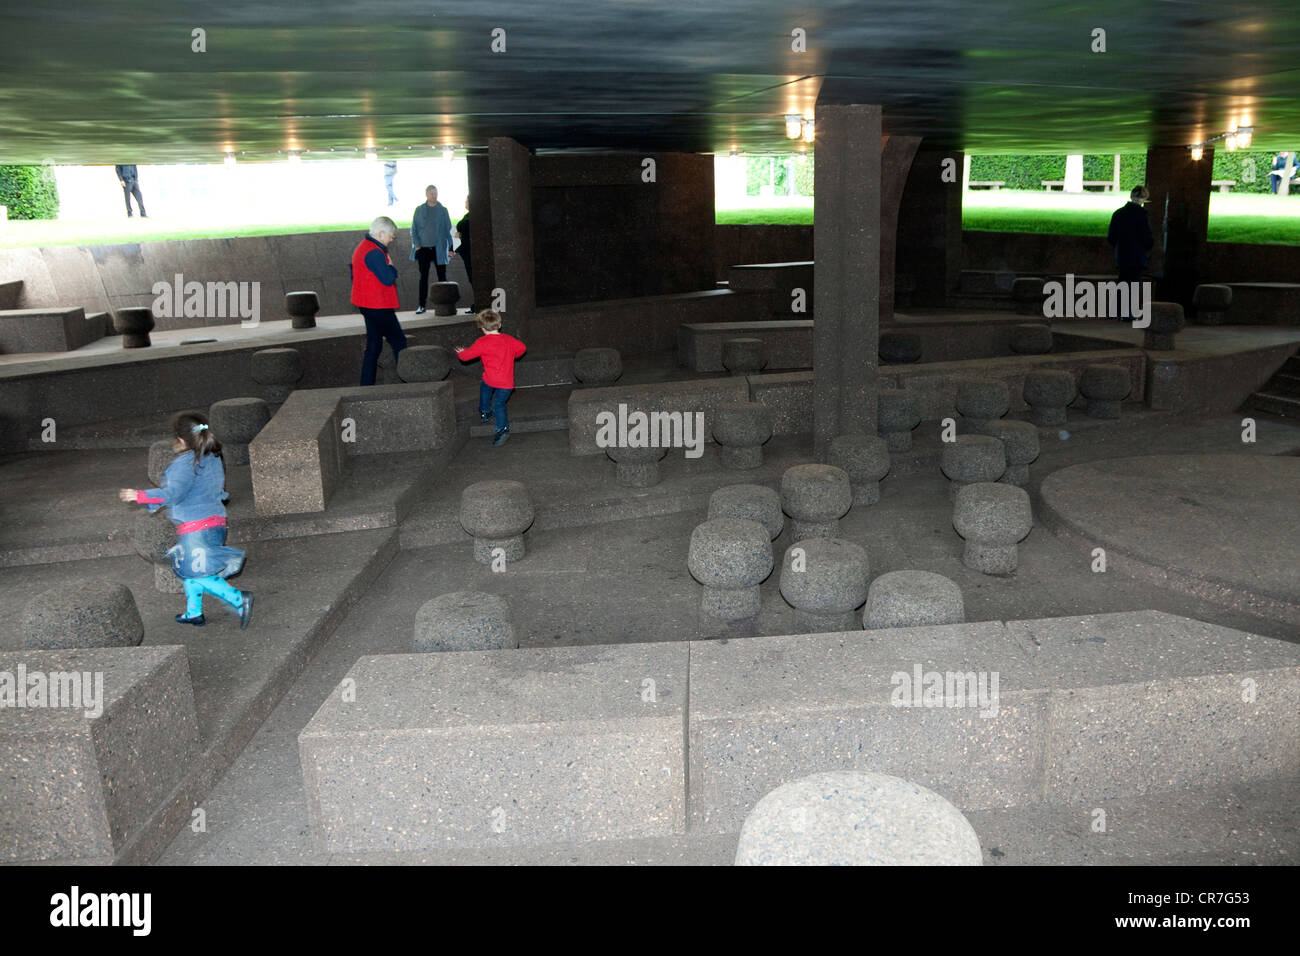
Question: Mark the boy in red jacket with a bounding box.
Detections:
[455,309,527,446]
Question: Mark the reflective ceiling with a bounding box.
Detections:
[1,1,1297,163]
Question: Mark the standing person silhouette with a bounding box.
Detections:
[1106,185,1153,321]
[115,164,146,218]
[383,161,398,206]
[455,195,473,288]
[350,216,406,386]
[410,185,453,315]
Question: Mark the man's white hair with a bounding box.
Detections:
[426,184,438,193]
[370,215,397,236]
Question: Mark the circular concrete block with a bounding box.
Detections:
[1192,284,1231,324]
[779,537,869,632]
[828,434,891,505]
[734,771,983,866]
[397,345,451,382]
[209,397,270,466]
[132,510,176,564]
[1010,323,1053,355]
[250,347,304,403]
[953,482,1033,574]
[707,484,783,540]
[460,480,535,539]
[974,419,1039,489]
[413,591,517,652]
[878,389,920,451]
[573,348,623,385]
[1011,276,1045,315]
[1079,363,1131,419]
[285,290,319,329]
[606,443,668,487]
[722,337,767,376]
[687,517,773,619]
[114,307,154,348]
[429,281,460,316]
[954,377,1010,427]
[154,564,184,594]
[863,570,965,629]
[879,331,922,365]
[941,434,1005,500]
[713,401,772,469]
[780,464,853,539]
[148,438,179,486]
[1145,301,1186,350]
[22,580,145,650]
[1023,370,1076,426]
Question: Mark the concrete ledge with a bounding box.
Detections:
[679,320,813,372]
[0,307,104,354]
[1225,283,1300,326]
[566,377,748,455]
[533,289,751,357]
[0,645,199,863]
[300,643,688,852]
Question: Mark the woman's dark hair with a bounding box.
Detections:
[172,410,222,469]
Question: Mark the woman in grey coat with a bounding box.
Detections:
[410,185,454,313]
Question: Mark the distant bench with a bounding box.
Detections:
[1212,180,1237,193]
[1041,181,1117,192]
[967,181,1005,190]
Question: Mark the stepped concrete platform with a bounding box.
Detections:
[678,320,813,372]
[0,306,105,354]
[1225,282,1300,326]
[1040,454,1300,625]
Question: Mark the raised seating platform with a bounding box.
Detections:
[0,306,105,354]
[678,320,813,372]
[1225,282,1300,326]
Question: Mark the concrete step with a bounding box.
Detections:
[1282,354,1300,376]
[1248,392,1300,418]
[0,306,105,353]
[467,414,568,437]
[0,279,22,310]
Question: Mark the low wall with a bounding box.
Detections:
[531,289,752,358]
[714,224,813,280]
[679,320,813,372]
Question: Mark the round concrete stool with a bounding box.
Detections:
[940,434,1005,500]
[1022,370,1076,426]
[712,401,772,469]
[22,580,145,650]
[113,307,155,348]
[251,347,304,403]
[132,511,183,594]
[722,337,766,376]
[573,348,622,386]
[828,434,891,505]
[148,438,178,486]
[779,537,870,633]
[877,388,920,452]
[285,290,319,329]
[780,464,853,539]
[1010,323,1053,355]
[879,331,922,365]
[687,517,773,620]
[209,397,270,466]
[707,484,783,540]
[459,479,535,564]
[1145,301,1186,351]
[975,419,1040,487]
[1193,284,1232,325]
[397,345,451,382]
[734,771,983,866]
[429,281,460,316]
[606,443,668,487]
[863,570,965,629]
[374,338,408,385]
[1012,276,1046,316]
[954,377,1009,430]
[1079,364,1131,419]
[953,482,1033,574]
[413,591,518,652]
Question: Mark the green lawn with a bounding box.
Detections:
[0,218,408,249]
[715,206,814,226]
[962,207,1300,244]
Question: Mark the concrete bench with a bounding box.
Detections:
[0,307,105,354]
[678,320,813,372]
[0,646,200,863]
[299,643,688,852]
[249,381,456,515]
[1224,282,1300,326]
[567,376,747,456]
[967,181,1005,190]
[1212,179,1237,193]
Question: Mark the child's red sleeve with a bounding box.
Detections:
[458,339,482,361]
[514,338,527,358]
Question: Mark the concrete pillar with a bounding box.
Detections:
[813,104,882,460]
[1281,154,1296,198]
[1146,145,1213,308]
[879,135,923,323]
[487,137,536,342]
[1064,154,1084,193]
[466,155,493,312]
[896,145,962,310]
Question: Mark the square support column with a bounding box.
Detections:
[487,137,536,342]
[880,135,922,321]
[1146,146,1213,308]
[813,104,882,460]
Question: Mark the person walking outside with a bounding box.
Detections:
[115,164,147,217]
[383,161,398,206]
[410,185,454,314]
[351,216,406,386]
[1106,185,1153,321]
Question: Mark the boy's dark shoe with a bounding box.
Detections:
[175,613,205,627]
[493,429,510,447]
[239,592,254,630]
[480,412,490,423]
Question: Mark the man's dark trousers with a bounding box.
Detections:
[1117,268,1143,322]
[359,307,407,385]
[415,248,447,307]
[121,179,145,216]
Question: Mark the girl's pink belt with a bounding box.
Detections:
[176,515,226,535]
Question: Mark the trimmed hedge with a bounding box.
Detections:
[0,165,60,220]
[969,150,1297,195]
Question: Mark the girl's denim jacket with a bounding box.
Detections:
[139,452,229,524]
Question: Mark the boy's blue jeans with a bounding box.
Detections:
[479,383,512,433]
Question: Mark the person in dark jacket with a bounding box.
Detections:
[115,164,146,217]
[1107,185,1153,320]
[455,196,472,287]
[350,216,406,386]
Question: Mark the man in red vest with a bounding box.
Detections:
[350,216,406,386]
